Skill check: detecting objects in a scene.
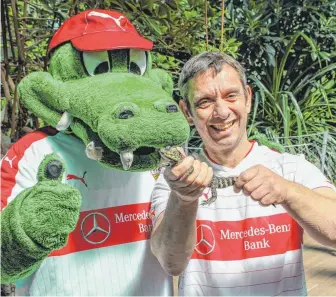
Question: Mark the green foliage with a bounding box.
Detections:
[224,0,336,183]
[5,0,241,104]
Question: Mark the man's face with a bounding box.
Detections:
[180,65,252,154]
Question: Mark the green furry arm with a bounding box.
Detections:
[1,153,81,284]
[1,191,49,283]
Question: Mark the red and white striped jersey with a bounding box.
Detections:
[1,127,173,296]
[151,141,335,296]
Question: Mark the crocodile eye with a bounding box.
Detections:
[83,51,110,76]
[129,49,147,76]
[119,109,134,119]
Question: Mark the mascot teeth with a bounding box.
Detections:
[85,141,103,161]
[120,151,134,170]
[56,111,73,131]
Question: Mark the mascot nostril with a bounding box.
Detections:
[119,109,134,119]
[166,104,178,113]
[1,9,188,295]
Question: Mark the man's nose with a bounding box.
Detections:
[213,100,230,119]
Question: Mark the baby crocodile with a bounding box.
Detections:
[159,147,236,206]
[160,147,276,208]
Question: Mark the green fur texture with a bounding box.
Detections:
[48,43,87,81]
[1,154,81,283]
[18,43,190,171]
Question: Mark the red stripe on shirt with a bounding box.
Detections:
[191,213,303,261]
[243,140,256,158]
[1,127,58,210]
[50,202,153,256]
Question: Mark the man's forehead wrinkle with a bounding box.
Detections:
[193,71,240,94]
[191,78,216,101]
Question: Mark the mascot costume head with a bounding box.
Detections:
[19,9,190,171]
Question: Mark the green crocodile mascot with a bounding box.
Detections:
[1,9,189,295]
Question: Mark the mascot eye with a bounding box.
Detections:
[119,109,134,119]
[83,51,110,76]
[129,49,147,76]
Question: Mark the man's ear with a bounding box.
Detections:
[179,100,194,126]
[246,85,252,114]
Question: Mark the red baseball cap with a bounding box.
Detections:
[48,9,153,52]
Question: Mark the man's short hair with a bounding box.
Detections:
[178,52,248,109]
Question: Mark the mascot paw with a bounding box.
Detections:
[18,153,82,250]
[1,153,82,283]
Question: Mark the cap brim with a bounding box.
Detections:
[71,31,153,51]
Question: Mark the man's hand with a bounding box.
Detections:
[152,151,213,276]
[163,152,213,204]
[234,165,291,206]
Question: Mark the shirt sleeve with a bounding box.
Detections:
[294,154,336,191]
[1,135,41,210]
[150,168,171,226]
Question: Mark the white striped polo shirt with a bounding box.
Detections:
[1,127,173,296]
[151,141,335,296]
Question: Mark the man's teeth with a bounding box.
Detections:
[212,122,234,131]
[85,141,103,161]
[120,151,134,170]
[56,111,73,131]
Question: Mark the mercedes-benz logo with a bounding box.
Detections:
[81,212,111,244]
[195,224,215,255]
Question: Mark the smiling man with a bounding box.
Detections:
[150,52,336,296]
